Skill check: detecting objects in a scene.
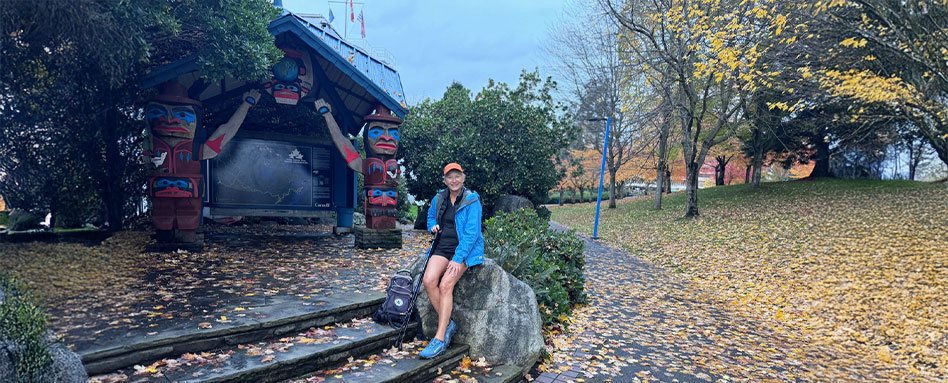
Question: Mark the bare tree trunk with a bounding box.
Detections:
[745,164,751,184]
[809,137,832,178]
[608,170,617,208]
[653,162,665,209]
[752,153,763,187]
[924,122,948,168]
[100,105,124,232]
[909,160,917,181]
[684,162,700,217]
[714,155,729,186]
[653,117,670,210]
[664,169,671,194]
[907,143,923,181]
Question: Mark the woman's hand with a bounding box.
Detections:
[430,225,441,234]
[446,261,463,278]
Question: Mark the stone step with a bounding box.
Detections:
[79,291,385,375]
[286,340,528,383]
[291,340,470,383]
[154,319,419,383]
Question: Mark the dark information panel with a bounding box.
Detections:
[209,138,333,209]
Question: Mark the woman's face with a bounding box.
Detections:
[443,171,465,193]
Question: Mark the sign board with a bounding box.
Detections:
[207,137,334,211]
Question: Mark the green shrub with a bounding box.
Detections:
[8,210,43,231]
[536,205,551,221]
[0,273,52,383]
[484,208,586,329]
[395,180,414,224]
[0,210,9,226]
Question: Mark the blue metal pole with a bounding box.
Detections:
[592,117,611,239]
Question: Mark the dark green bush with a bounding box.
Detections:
[0,273,52,383]
[484,208,586,329]
[8,210,43,231]
[536,205,551,221]
[395,181,414,224]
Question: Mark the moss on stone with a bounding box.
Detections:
[0,273,52,383]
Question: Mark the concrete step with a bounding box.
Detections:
[287,340,528,383]
[294,341,469,383]
[80,291,384,375]
[156,319,417,383]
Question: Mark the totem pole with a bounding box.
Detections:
[143,81,260,243]
[316,98,403,246]
[263,47,314,106]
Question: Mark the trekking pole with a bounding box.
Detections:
[394,232,439,350]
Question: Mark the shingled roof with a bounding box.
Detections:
[142,10,407,136]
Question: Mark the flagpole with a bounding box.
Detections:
[328,1,364,40]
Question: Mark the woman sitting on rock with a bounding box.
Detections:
[419,162,484,359]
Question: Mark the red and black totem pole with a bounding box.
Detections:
[316,98,403,234]
[143,81,260,243]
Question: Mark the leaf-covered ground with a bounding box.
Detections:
[0,223,427,349]
[549,179,948,382]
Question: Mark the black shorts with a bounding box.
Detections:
[428,253,478,271]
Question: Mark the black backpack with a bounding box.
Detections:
[372,269,416,327]
[374,236,438,349]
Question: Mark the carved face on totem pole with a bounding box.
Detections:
[365,122,400,156]
[365,185,397,228]
[362,105,403,229]
[146,82,202,141]
[264,48,314,105]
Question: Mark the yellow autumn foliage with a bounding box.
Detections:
[552,180,948,381]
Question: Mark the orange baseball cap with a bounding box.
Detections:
[443,163,464,175]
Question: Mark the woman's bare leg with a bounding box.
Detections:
[422,256,449,338]
[435,263,467,341]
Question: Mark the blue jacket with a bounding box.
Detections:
[426,188,485,267]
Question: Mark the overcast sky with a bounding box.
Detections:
[280,0,569,105]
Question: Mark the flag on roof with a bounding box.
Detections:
[350,0,354,21]
[358,10,365,38]
[328,8,334,23]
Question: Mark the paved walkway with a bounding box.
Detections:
[535,222,871,383]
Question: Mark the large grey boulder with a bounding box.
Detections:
[491,195,534,217]
[0,340,87,383]
[410,256,544,367]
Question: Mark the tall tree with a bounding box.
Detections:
[768,1,948,169]
[604,0,794,217]
[547,0,654,209]
[651,99,675,209]
[0,0,281,230]
[401,73,577,212]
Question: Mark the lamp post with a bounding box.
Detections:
[588,117,611,239]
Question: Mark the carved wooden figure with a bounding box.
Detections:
[143,81,260,242]
[316,99,402,229]
[263,47,314,106]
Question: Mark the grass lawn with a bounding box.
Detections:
[52,226,100,233]
[551,179,948,377]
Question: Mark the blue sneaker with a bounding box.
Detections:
[444,320,457,347]
[419,338,446,359]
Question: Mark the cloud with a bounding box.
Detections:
[282,0,565,104]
